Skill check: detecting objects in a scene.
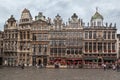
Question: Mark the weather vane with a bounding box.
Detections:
[96,7,98,12]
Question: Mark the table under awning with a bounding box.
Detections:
[66,58,82,60]
[84,57,98,60]
[103,57,116,61]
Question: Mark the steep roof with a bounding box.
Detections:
[91,11,103,20]
[22,8,29,13]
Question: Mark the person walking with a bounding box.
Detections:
[21,62,25,69]
[102,63,106,71]
[116,63,119,72]
[36,64,39,69]
[112,63,116,70]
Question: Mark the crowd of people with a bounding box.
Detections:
[102,62,120,71]
[16,60,120,72]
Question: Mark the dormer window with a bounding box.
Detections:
[97,21,101,26]
[6,15,16,28]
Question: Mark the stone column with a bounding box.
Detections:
[96,42,98,53]
[88,42,89,53]
[102,43,104,53]
[111,31,112,40]
[115,42,117,53]
[83,42,85,53]
[13,32,15,38]
[17,53,20,66]
[29,54,33,66]
[92,42,93,53]
[92,31,93,39]
[106,31,108,40]
[73,49,75,55]
[37,45,39,55]
[11,32,12,38]
[87,31,89,39]
[25,53,27,66]
[22,32,23,40]
[26,32,27,40]
[106,43,108,53]
[111,43,112,53]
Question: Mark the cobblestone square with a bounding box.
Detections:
[0,67,120,80]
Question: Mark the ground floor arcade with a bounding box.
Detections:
[32,55,48,67]
[1,54,117,68]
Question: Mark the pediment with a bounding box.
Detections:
[32,19,47,25]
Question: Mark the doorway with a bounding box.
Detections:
[0,57,3,65]
[98,58,103,66]
[38,59,41,65]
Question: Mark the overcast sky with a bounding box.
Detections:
[0,0,120,32]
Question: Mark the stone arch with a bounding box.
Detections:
[97,57,103,66]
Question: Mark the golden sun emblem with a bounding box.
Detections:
[98,31,102,37]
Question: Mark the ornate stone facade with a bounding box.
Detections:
[49,14,66,65]
[65,13,83,65]
[117,34,120,59]
[0,8,118,66]
[83,11,117,65]
[31,12,50,66]
[3,15,18,66]
[18,8,32,66]
[0,31,3,65]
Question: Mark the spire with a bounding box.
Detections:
[7,15,16,22]
[55,14,61,20]
[96,7,98,12]
[56,13,60,18]
[11,15,14,18]
[71,13,78,19]
[91,8,104,27]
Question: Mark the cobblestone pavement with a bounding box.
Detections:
[0,67,120,80]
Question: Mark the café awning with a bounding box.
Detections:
[66,58,82,60]
[103,57,116,61]
[84,57,98,60]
